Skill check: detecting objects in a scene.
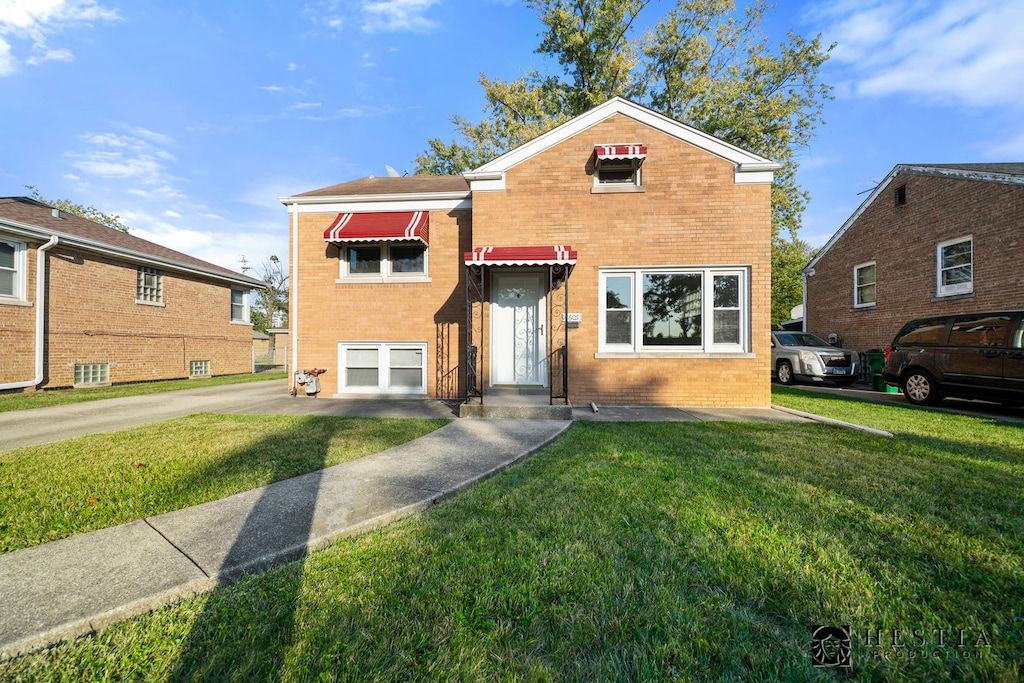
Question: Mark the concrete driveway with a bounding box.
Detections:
[782,382,1024,424]
[0,380,459,452]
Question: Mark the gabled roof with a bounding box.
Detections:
[0,197,262,288]
[464,97,780,191]
[804,163,1024,274]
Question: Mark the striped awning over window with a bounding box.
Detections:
[595,144,647,160]
[323,211,428,243]
[464,246,577,266]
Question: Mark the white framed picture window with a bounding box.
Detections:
[854,261,876,307]
[936,236,973,297]
[338,342,427,395]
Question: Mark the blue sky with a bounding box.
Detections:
[2,0,1022,273]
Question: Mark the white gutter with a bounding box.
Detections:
[290,203,299,394]
[802,270,809,332]
[0,235,59,391]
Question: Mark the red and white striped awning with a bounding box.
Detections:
[464,246,577,266]
[323,211,428,243]
[595,144,647,161]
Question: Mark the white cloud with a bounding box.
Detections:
[286,62,300,71]
[0,0,122,75]
[286,101,321,111]
[812,0,1024,109]
[164,209,181,218]
[65,128,181,191]
[361,0,439,33]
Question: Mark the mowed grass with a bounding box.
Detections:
[0,372,288,413]
[0,414,448,553]
[3,408,1021,681]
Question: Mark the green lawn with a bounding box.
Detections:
[3,395,1020,681]
[0,414,448,553]
[0,372,288,413]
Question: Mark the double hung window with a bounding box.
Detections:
[0,237,26,300]
[854,262,876,307]
[230,288,250,322]
[340,242,427,281]
[937,237,972,297]
[339,342,427,394]
[599,268,748,353]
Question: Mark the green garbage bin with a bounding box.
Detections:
[865,351,886,391]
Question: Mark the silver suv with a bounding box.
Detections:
[771,331,858,386]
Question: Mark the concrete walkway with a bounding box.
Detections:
[0,418,570,660]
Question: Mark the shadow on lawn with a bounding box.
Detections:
[167,416,334,682]
[139,420,1020,681]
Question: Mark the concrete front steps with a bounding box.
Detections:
[458,387,572,420]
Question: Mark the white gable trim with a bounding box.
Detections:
[463,97,780,192]
[281,191,472,215]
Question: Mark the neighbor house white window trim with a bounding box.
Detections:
[0,235,28,303]
[337,341,428,395]
[597,266,750,356]
[936,236,973,297]
[853,261,877,308]
[336,242,430,283]
[230,288,250,324]
[136,265,164,305]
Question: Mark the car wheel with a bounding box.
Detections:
[902,370,940,406]
[777,360,795,385]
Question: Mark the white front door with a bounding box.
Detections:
[491,271,547,386]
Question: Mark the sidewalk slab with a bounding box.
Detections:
[0,521,212,660]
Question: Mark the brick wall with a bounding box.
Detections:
[472,114,773,406]
[1,241,253,389]
[290,209,471,398]
[806,173,1024,353]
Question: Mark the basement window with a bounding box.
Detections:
[74,363,110,387]
[190,360,211,378]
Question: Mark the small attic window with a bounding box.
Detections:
[593,144,646,194]
[894,184,907,206]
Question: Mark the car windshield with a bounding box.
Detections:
[775,332,832,347]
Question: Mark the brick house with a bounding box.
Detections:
[281,98,779,408]
[803,164,1024,352]
[0,197,264,391]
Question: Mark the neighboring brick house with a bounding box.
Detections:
[281,97,779,408]
[0,197,264,391]
[803,164,1024,353]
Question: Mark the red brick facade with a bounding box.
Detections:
[286,99,776,407]
[805,167,1024,353]
[1,200,259,391]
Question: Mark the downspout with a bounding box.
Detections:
[0,235,59,391]
[290,203,299,393]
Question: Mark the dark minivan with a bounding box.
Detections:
[883,311,1024,405]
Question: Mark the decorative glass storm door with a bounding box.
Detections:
[491,271,547,386]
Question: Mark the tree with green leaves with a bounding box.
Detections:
[771,237,815,329]
[246,255,289,334]
[415,0,833,270]
[24,186,132,233]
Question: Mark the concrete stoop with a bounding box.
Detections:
[458,387,572,420]
[458,403,572,419]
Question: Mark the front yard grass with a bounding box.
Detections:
[2,399,1020,681]
[0,371,288,413]
[0,414,448,553]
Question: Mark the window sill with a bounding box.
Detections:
[595,351,755,359]
[335,276,432,285]
[852,303,876,310]
[0,297,32,307]
[73,382,112,389]
[230,320,251,326]
[591,184,646,194]
[136,300,166,307]
[932,291,974,302]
